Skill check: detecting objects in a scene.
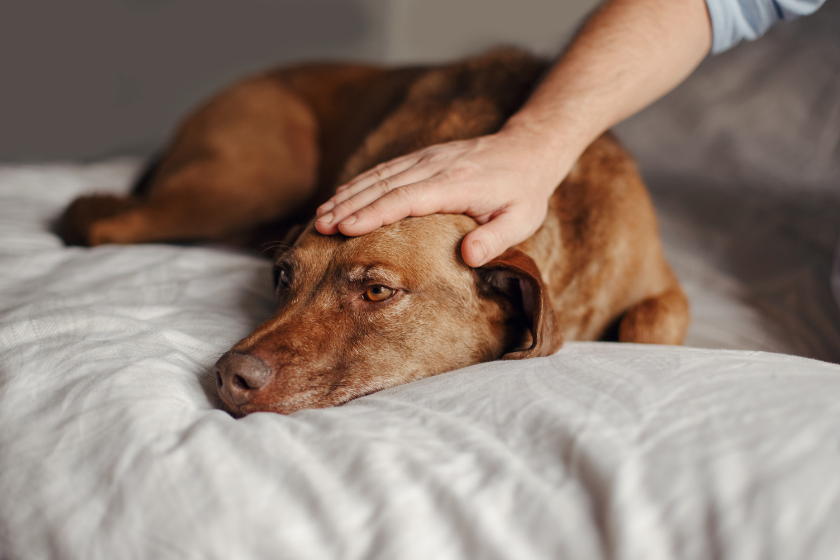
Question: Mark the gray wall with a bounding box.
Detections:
[0,0,598,161]
[386,0,598,63]
[0,0,390,161]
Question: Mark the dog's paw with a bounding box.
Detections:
[54,194,141,246]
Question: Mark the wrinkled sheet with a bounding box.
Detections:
[1,161,839,560]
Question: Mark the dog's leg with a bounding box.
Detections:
[56,194,143,246]
[60,159,317,247]
[58,76,321,247]
[618,285,690,345]
[83,159,317,246]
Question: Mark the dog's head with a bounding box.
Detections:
[215,214,562,416]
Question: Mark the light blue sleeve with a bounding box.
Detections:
[705,0,826,53]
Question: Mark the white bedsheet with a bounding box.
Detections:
[1,161,839,559]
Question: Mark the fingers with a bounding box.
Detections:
[461,208,539,268]
[318,176,461,236]
[316,154,467,234]
[334,156,411,193]
[337,186,418,235]
[317,142,465,219]
[318,166,422,229]
[315,177,404,235]
[317,155,419,217]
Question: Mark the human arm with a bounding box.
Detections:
[316,0,715,267]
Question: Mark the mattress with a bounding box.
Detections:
[0,160,838,559]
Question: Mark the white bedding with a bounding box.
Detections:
[1,160,839,559]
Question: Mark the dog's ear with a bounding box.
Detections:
[478,248,563,359]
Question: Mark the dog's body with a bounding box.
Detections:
[58,49,689,416]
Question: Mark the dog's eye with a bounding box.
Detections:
[364,285,394,302]
[273,266,291,289]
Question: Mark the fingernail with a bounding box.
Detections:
[339,215,357,226]
[317,213,333,224]
[472,239,487,265]
[319,201,335,214]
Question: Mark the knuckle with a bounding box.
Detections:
[335,190,356,204]
[391,185,414,202]
[369,158,405,179]
[333,197,359,215]
[422,151,448,165]
[366,198,387,215]
[386,186,419,212]
[443,165,471,182]
[374,178,394,196]
[369,166,389,182]
[364,201,390,225]
[366,187,411,220]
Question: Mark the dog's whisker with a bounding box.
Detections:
[261,240,291,248]
[259,242,292,256]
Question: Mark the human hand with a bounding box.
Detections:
[315,129,570,268]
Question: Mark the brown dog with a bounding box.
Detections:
[58,48,689,416]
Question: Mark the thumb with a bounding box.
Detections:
[461,210,534,268]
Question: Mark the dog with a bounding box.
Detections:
[58,48,689,416]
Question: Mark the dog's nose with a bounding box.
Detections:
[215,351,273,407]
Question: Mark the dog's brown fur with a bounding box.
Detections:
[57,48,689,416]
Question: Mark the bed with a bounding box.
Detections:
[1,4,839,559]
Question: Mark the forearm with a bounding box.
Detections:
[500,0,712,186]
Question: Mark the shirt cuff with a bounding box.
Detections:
[705,0,826,54]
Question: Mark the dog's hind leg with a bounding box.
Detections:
[78,157,317,246]
[56,194,143,246]
[58,157,317,247]
[57,75,320,247]
[618,285,690,345]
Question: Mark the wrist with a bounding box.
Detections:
[496,114,593,194]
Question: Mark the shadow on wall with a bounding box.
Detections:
[0,0,387,161]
